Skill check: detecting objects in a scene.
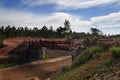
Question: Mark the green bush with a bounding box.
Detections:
[43,53,49,59]
[109,47,120,58]
[72,46,104,67]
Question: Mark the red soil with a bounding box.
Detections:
[0,37,27,56]
[0,37,72,80]
[0,56,71,80]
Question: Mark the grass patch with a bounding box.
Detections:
[71,46,104,67]
[0,60,34,69]
[43,49,50,59]
[109,47,120,58]
[0,62,19,69]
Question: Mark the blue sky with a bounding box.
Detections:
[0,0,120,34]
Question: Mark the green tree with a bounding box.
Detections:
[48,26,54,37]
[90,28,101,45]
[41,25,48,37]
[33,27,39,36]
[42,26,48,31]
[5,25,11,38]
[91,28,100,36]
[56,26,65,38]
[49,26,53,31]
[64,20,71,33]
[64,20,72,39]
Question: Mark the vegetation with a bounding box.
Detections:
[90,28,102,45]
[71,46,104,67]
[91,28,102,36]
[43,51,50,60]
[52,52,113,80]
[44,53,49,59]
[0,63,18,69]
[52,48,120,80]
[0,60,30,69]
[0,36,5,48]
[0,26,5,47]
[109,47,120,58]
[0,38,4,47]
[52,45,120,80]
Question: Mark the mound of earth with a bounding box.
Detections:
[0,37,28,56]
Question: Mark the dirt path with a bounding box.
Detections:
[0,56,71,80]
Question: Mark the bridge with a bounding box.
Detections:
[0,38,70,64]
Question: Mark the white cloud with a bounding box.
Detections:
[90,11,120,28]
[0,8,120,34]
[21,0,120,10]
[0,7,90,32]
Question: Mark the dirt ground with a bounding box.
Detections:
[0,56,71,80]
[0,37,72,80]
[47,49,71,58]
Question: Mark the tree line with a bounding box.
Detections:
[0,20,72,39]
[0,20,72,47]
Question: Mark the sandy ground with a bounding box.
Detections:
[0,56,71,80]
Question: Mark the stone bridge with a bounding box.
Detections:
[0,38,70,64]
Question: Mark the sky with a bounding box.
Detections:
[0,0,120,34]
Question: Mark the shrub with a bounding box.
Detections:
[44,53,49,59]
[72,46,104,67]
[109,47,120,58]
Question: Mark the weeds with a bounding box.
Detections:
[109,47,120,58]
[72,46,104,67]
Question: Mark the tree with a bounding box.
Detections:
[33,27,38,32]
[42,25,48,31]
[10,26,16,37]
[0,26,5,37]
[90,28,101,45]
[91,28,100,36]
[5,25,11,38]
[0,26,5,47]
[56,26,65,38]
[41,26,48,38]
[64,20,71,33]
[49,26,53,31]
[64,20,72,39]
[48,26,54,37]
[33,27,39,36]
[25,26,29,31]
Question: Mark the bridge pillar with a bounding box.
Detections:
[39,47,47,59]
[42,47,47,59]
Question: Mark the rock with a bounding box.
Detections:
[31,76,40,80]
[46,78,51,80]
